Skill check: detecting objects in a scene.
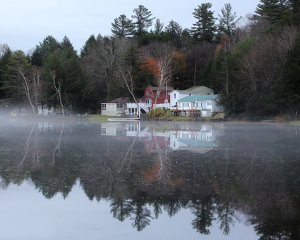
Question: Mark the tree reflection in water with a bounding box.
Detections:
[0,121,300,239]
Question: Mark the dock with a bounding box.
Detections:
[108,118,140,121]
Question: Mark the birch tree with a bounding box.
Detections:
[143,42,177,108]
[50,70,65,116]
[2,50,32,113]
[18,67,35,114]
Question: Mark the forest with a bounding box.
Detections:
[0,0,300,119]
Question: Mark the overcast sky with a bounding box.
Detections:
[1,0,259,54]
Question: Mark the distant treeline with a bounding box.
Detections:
[0,1,300,118]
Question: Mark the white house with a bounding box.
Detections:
[170,86,214,107]
[38,105,55,116]
[101,97,129,117]
[170,94,223,117]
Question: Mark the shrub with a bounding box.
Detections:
[146,108,165,118]
[147,108,155,118]
[154,108,163,117]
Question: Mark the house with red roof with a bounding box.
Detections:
[126,86,174,115]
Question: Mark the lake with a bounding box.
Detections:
[0,119,299,240]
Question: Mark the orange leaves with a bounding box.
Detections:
[141,58,161,76]
[171,51,186,73]
[140,164,161,181]
[215,44,222,57]
[215,34,230,57]
[141,51,186,77]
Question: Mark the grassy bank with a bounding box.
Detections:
[290,121,300,126]
[86,115,112,123]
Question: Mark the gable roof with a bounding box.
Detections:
[178,94,219,102]
[173,86,214,95]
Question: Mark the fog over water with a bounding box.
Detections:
[0,119,299,239]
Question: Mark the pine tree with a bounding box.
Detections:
[131,5,155,37]
[80,35,97,58]
[165,20,183,38]
[191,3,216,43]
[111,14,134,37]
[2,51,31,110]
[255,0,288,24]
[218,3,242,37]
[31,36,60,66]
[272,34,300,116]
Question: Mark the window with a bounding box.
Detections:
[101,104,106,110]
[146,91,150,95]
[117,104,123,108]
[146,99,151,106]
[174,93,176,99]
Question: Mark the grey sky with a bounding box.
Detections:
[1,0,259,54]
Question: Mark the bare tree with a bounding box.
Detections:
[17,67,36,114]
[31,66,43,109]
[50,71,65,116]
[153,133,171,182]
[89,36,129,102]
[52,122,65,166]
[143,42,177,108]
[119,66,140,117]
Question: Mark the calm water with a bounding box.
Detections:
[0,119,299,240]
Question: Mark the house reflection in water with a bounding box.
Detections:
[100,122,223,154]
[38,122,53,132]
[101,122,125,136]
[169,124,222,154]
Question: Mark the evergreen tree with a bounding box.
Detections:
[30,36,60,66]
[43,39,87,112]
[218,3,242,37]
[121,45,155,98]
[288,0,300,12]
[131,5,155,37]
[255,0,288,24]
[1,51,31,111]
[272,34,300,117]
[80,35,97,58]
[191,3,216,43]
[165,20,182,38]
[165,20,183,47]
[153,19,164,36]
[111,14,134,37]
[60,36,73,50]
[0,45,12,99]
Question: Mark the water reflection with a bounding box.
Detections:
[1,120,300,239]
